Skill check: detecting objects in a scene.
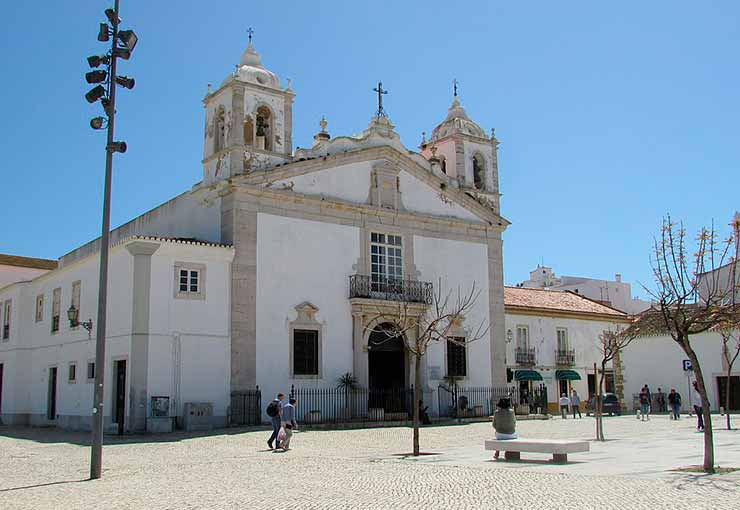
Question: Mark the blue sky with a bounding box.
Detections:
[1,1,738,297]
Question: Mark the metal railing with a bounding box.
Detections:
[349,274,433,304]
[438,385,518,418]
[555,349,575,366]
[230,387,262,426]
[515,347,536,365]
[288,385,433,424]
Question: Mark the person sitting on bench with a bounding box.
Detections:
[492,397,517,460]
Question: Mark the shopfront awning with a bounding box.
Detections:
[555,369,581,381]
[514,369,543,381]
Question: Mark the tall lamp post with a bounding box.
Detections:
[84,0,137,480]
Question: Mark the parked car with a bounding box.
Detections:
[586,393,622,416]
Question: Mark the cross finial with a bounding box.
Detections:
[373,81,389,117]
[453,78,459,97]
[247,27,255,44]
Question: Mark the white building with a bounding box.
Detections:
[0,254,57,289]
[503,287,630,413]
[0,39,510,430]
[518,265,651,315]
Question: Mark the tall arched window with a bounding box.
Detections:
[440,155,447,175]
[255,106,272,151]
[214,107,226,153]
[473,153,485,189]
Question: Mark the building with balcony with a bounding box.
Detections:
[503,287,630,414]
[0,37,510,430]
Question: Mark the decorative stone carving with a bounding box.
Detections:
[369,161,403,211]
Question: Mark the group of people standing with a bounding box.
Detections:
[639,383,704,431]
[557,389,582,419]
[266,393,298,451]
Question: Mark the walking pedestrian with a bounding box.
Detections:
[280,398,298,450]
[656,388,667,413]
[266,393,284,450]
[668,388,681,420]
[570,389,582,419]
[692,381,704,431]
[639,387,650,421]
[644,385,652,418]
[559,393,570,419]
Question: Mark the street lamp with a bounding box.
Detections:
[66,305,93,337]
[84,0,138,480]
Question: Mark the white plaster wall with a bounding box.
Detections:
[280,161,372,204]
[0,265,52,290]
[622,332,732,412]
[256,213,359,407]
[399,172,481,222]
[413,237,490,388]
[434,140,458,179]
[504,313,620,404]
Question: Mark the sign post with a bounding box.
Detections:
[683,359,694,412]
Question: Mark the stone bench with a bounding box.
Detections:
[484,438,589,464]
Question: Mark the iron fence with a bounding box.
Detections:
[349,274,433,304]
[438,385,519,418]
[288,385,433,424]
[230,387,262,426]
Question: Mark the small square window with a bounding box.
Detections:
[87,362,95,381]
[174,264,206,300]
[68,364,76,382]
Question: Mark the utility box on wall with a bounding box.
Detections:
[183,402,213,431]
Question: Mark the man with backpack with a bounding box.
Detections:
[266,393,284,450]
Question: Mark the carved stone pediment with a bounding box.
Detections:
[294,301,320,323]
[369,160,403,211]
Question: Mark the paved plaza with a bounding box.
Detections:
[1,414,739,509]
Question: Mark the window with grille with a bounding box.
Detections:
[179,269,199,293]
[370,233,402,291]
[293,329,319,376]
[2,300,10,340]
[447,337,467,377]
[35,294,44,323]
[174,263,206,299]
[51,287,61,333]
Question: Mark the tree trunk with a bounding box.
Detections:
[598,364,607,441]
[684,343,715,473]
[413,354,421,456]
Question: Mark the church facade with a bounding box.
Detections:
[0,39,509,430]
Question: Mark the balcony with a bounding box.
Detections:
[515,347,536,366]
[555,349,575,366]
[349,274,433,304]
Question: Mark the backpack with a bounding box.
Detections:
[266,400,280,417]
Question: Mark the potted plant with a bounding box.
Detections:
[336,372,359,421]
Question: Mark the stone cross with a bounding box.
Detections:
[247,27,254,44]
[453,78,459,97]
[373,81,388,117]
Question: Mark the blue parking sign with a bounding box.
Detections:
[682,359,693,371]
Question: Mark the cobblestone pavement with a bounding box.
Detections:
[2,415,739,509]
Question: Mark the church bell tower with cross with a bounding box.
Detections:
[201,30,295,184]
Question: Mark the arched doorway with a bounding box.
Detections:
[368,323,407,413]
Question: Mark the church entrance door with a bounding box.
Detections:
[368,324,407,414]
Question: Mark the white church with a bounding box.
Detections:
[0,38,512,431]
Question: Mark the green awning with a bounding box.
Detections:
[514,369,543,381]
[556,370,581,381]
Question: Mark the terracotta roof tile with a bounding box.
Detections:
[504,286,627,318]
[0,254,57,270]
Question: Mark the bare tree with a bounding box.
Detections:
[594,328,633,441]
[369,280,488,456]
[623,216,736,473]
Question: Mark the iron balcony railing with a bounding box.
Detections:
[555,349,576,366]
[515,347,537,366]
[349,274,433,304]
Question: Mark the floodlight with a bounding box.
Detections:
[117,30,138,52]
[85,85,106,103]
[87,55,109,68]
[115,76,135,89]
[108,141,127,153]
[97,23,110,42]
[113,47,131,60]
[90,117,106,130]
[85,70,108,84]
[104,8,120,25]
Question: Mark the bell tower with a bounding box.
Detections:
[202,34,294,184]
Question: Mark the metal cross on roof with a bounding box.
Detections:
[373,81,388,117]
[247,27,254,43]
[453,78,459,97]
